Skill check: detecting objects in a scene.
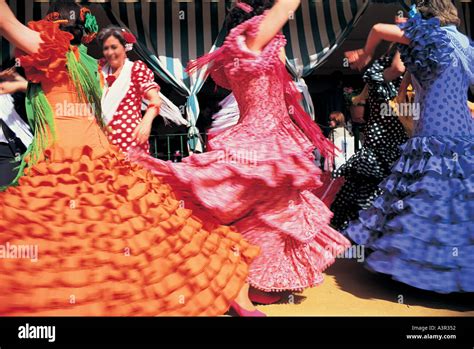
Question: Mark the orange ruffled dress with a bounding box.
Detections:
[0,20,258,316]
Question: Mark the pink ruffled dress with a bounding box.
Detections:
[130,12,351,292]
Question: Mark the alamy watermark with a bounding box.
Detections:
[0,242,38,262]
[216,149,258,167]
[18,323,55,343]
[381,102,420,120]
[55,101,97,119]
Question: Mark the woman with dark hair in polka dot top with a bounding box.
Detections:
[98,26,162,155]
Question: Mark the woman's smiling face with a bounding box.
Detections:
[102,35,126,69]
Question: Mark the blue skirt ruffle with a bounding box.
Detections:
[345,136,474,293]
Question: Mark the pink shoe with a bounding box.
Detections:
[249,290,282,305]
[229,301,266,317]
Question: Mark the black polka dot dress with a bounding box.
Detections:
[330,51,408,231]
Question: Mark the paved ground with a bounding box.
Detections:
[256,259,474,316]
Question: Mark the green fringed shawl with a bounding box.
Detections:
[66,46,103,128]
[1,45,103,191]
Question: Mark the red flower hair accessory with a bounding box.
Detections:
[121,29,137,51]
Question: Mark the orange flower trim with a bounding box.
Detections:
[80,7,88,21]
[17,20,73,85]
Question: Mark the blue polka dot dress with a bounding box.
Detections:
[331,50,408,231]
[344,13,474,293]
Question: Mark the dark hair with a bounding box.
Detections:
[97,26,128,49]
[416,0,460,26]
[46,1,85,45]
[45,1,104,131]
[225,0,275,31]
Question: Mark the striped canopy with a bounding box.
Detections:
[109,0,371,131]
[1,0,471,150]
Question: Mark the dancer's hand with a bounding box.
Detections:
[345,49,372,71]
[394,16,407,25]
[0,80,27,94]
[0,67,21,81]
[132,118,152,145]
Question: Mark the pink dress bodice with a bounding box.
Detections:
[204,13,317,158]
[211,18,287,119]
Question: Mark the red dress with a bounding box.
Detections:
[103,60,159,154]
[130,12,351,292]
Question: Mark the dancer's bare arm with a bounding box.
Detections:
[0,0,42,55]
[345,24,410,71]
[383,51,405,82]
[352,85,368,105]
[132,88,162,145]
[247,0,300,54]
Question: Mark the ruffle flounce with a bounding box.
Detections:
[16,20,73,85]
[0,145,259,315]
[363,54,400,100]
[345,136,474,293]
[397,14,454,87]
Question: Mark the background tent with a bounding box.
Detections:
[1,0,471,151]
[0,0,371,150]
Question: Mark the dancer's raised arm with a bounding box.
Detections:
[246,0,300,53]
[345,24,410,71]
[0,0,42,55]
